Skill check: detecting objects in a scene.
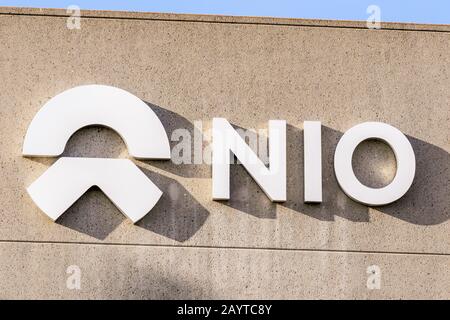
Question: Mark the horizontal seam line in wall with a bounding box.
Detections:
[0,12,450,34]
[0,239,449,257]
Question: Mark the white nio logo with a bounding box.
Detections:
[24,84,417,224]
[23,85,171,223]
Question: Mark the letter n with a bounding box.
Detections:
[212,118,286,201]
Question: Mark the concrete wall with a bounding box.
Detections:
[0,7,449,299]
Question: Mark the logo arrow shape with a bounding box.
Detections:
[27,157,162,223]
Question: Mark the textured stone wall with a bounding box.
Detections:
[0,7,449,299]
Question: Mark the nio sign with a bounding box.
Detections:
[23,85,416,223]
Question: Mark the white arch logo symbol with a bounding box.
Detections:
[23,85,171,223]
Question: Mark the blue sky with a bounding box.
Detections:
[0,0,449,24]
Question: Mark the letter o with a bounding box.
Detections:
[334,122,415,206]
